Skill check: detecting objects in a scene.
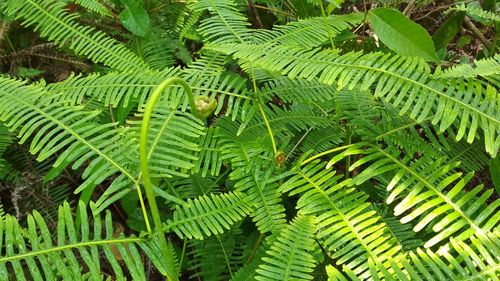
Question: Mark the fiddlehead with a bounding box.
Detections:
[139,77,216,280]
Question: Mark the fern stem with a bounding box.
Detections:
[345,126,352,178]
[140,77,199,281]
[301,144,354,166]
[318,0,335,49]
[258,103,278,155]
[0,236,143,264]
[246,233,264,263]
[136,182,152,233]
[250,63,278,155]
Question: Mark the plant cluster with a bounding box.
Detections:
[0,0,498,280]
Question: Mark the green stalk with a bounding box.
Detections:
[319,0,335,49]
[140,77,210,280]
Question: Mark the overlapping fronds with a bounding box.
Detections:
[255,215,318,281]
[4,0,148,71]
[0,201,149,280]
[71,0,111,16]
[451,3,500,22]
[128,106,206,178]
[435,54,500,79]
[207,44,500,156]
[347,100,490,171]
[330,145,499,249]
[231,163,287,235]
[189,228,244,280]
[177,5,203,42]
[260,78,339,104]
[252,14,363,47]
[279,161,403,278]
[377,206,423,251]
[0,124,12,171]
[167,173,221,202]
[190,0,251,44]
[131,33,179,70]
[0,77,138,207]
[45,68,181,107]
[370,233,500,280]
[239,105,334,140]
[165,191,253,240]
[46,68,255,120]
[193,126,224,176]
[184,71,254,121]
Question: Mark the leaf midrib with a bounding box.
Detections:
[25,0,144,71]
[7,93,137,183]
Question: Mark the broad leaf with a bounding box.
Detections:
[120,1,150,37]
[368,8,438,62]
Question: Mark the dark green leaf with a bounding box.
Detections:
[368,8,438,62]
[432,11,465,50]
[119,2,150,36]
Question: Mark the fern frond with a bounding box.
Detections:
[217,117,270,170]
[177,5,203,42]
[239,104,334,140]
[183,71,254,121]
[255,215,318,280]
[332,145,499,249]
[70,0,111,17]
[0,77,138,202]
[376,206,423,251]
[452,3,500,23]
[5,0,148,71]
[46,68,255,120]
[297,126,343,155]
[193,126,224,177]
[231,255,261,281]
[348,100,490,171]
[167,173,222,201]
[231,163,287,234]
[0,201,149,280]
[165,191,253,240]
[279,161,403,278]
[261,78,338,104]
[207,44,500,156]
[0,124,12,172]
[252,14,363,48]
[191,0,251,44]
[128,106,206,178]
[371,233,500,280]
[189,228,244,280]
[434,54,500,80]
[131,33,178,70]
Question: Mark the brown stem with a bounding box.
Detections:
[247,0,263,28]
[403,0,416,17]
[464,16,493,50]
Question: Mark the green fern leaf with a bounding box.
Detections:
[5,0,148,71]
[70,0,111,17]
[165,191,253,240]
[207,44,500,156]
[371,233,500,280]
[331,145,499,249]
[189,228,244,280]
[279,161,404,278]
[253,14,363,48]
[190,0,251,44]
[255,215,318,281]
[128,106,206,178]
[0,77,138,210]
[0,201,148,280]
[452,3,500,23]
